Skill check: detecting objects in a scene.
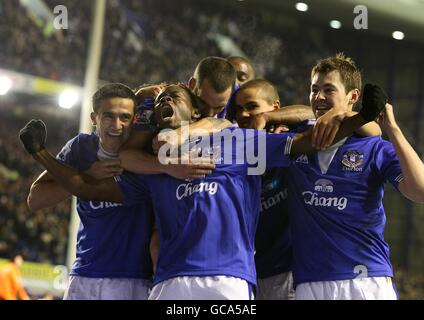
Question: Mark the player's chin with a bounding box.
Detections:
[236,118,249,129]
[314,108,331,118]
[157,117,179,130]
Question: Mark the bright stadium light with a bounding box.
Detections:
[59,90,80,109]
[0,76,12,95]
[392,31,405,40]
[295,2,308,12]
[330,20,342,29]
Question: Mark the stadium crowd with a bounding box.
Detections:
[0,103,77,265]
[0,0,329,103]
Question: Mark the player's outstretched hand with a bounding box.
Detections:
[360,84,388,121]
[84,160,123,180]
[19,119,46,154]
[312,108,346,150]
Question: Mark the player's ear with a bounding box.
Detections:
[192,108,202,120]
[188,77,196,90]
[90,112,97,126]
[349,88,360,105]
[273,100,281,110]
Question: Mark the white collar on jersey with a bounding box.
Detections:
[317,137,348,174]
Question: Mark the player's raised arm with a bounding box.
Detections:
[27,171,71,212]
[245,105,314,130]
[19,120,124,203]
[377,104,424,203]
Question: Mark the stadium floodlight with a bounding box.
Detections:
[330,20,342,29]
[58,90,80,109]
[295,2,308,12]
[392,31,405,40]
[0,75,12,95]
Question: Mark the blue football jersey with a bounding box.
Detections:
[286,135,403,286]
[117,128,295,286]
[255,168,292,279]
[217,84,239,119]
[254,122,314,279]
[57,132,154,279]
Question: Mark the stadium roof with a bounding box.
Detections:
[241,0,424,44]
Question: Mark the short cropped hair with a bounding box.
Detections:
[237,78,279,104]
[92,83,138,113]
[311,53,362,93]
[194,56,236,93]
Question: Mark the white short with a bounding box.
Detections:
[63,276,152,300]
[295,276,397,300]
[256,271,295,300]
[148,276,254,300]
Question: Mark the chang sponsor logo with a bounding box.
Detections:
[176,181,218,200]
[302,179,348,210]
[87,201,123,210]
[260,188,288,212]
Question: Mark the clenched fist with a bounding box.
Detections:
[19,119,46,154]
[359,84,388,122]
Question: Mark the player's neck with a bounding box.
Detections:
[98,143,119,160]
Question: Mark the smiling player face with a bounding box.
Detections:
[91,98,135,153]
[310,70,355,119]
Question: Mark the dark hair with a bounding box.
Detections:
[194,56,236,93]
[227,79,279,122]
[237,79,279,104]
[311,53,362,93]
[92,83,137,113]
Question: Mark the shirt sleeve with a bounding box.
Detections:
[114,173,151,205]
[374,139,403,190]
[245,130,295,167]
[241,129,294,175]
[56,135,79,168]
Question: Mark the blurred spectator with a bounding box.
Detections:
[0,102,77,265]
[0,255,30,300]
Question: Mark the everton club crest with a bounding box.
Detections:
[342,150,364,172]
